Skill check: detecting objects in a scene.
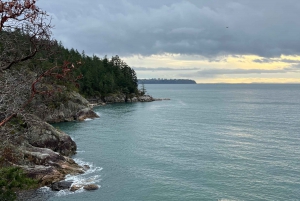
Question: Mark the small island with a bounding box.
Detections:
[138,79,196,84]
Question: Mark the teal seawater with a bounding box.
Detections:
[49,84,300,201]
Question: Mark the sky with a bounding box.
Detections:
[37,0,300,83]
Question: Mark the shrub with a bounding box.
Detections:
[0,167,37,201]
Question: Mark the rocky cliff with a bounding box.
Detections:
[0,90,99,192]
[0,115,84,186]
[30,91,98,123]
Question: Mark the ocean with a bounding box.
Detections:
[43,84,300,201]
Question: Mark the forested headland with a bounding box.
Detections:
[0,1,143,199]
[27,41,139,98]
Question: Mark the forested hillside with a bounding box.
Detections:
[27,41,139,98]
[0,1,142,199]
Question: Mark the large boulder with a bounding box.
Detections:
[76,108,99,121]
[21,144,84,186]
[51,181,73,191]
[27,117,77,156]
[83,184,99,191]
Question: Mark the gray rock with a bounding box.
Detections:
[51,181,73,191]
[83,184,99,191]
[70,185,82,192]
[76,108,99,121]
[83,165,90,170]
[103,93,155,103]
[32,91,90,123]
[138,95,155,102]
[70,183,99,192]
[27,116,77,156]
[131,97,138,102]
[104,94,126,103]
[21,144,84,186]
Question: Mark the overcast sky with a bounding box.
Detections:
[37,0,300,83]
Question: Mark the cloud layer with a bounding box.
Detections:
[38,0,300,58]
[179,68,297,78]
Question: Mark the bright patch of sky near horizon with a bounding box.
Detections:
[126,54,300,83]
[37,0,300,83]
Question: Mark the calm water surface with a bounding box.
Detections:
[47,84,300,201]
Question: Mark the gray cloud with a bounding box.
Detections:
[253,58,300,64]
[288,64,300,69]
[38,0,300,58]
[178,68,297,78]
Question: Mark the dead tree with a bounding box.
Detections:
[0,61,83,127]
[0,1,82,128]
[0,0,52,71]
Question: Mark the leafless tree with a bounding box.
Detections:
[0,0,53,71]
[0,0,82,129]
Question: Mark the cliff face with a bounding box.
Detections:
[0,115,84,186]
[30,91,98,123]
[20,137,84,186]
[0,90,98,188]
[21,92,99,184]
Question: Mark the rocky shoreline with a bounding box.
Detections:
[11,92,167,199]
[88,94,170,107]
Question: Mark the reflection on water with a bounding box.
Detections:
[45,84,300,201]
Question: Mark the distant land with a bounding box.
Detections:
[138,79,197,84]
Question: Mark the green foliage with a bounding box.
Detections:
[6,30,139,100]
[7,116,27,132]
[0,167,37,201]
[140,83,147,95]
[9,117,24,126]
[27,42,139,98]
[74,54,138,98]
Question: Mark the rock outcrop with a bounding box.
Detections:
[70,184,99,192]
[14,141,84,186]
[51,181,73,191]
[1,90,100,192]
[83,184,99,191]
[27,117,76,156]
[136,95,155,102]
[104,93,127,103]
[2,87,162,195]
[76,108,99,121]
[31,91,96,123]
[14,91,99,186]
[89,94,156,105]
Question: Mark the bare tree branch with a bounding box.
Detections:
[0,1,83,128]
[0,0,52,71]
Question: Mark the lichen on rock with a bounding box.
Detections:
[0,90,98,191]
[27,117,77,156]
[31,91,92,123]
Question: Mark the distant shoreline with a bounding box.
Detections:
[138,79,196,84]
